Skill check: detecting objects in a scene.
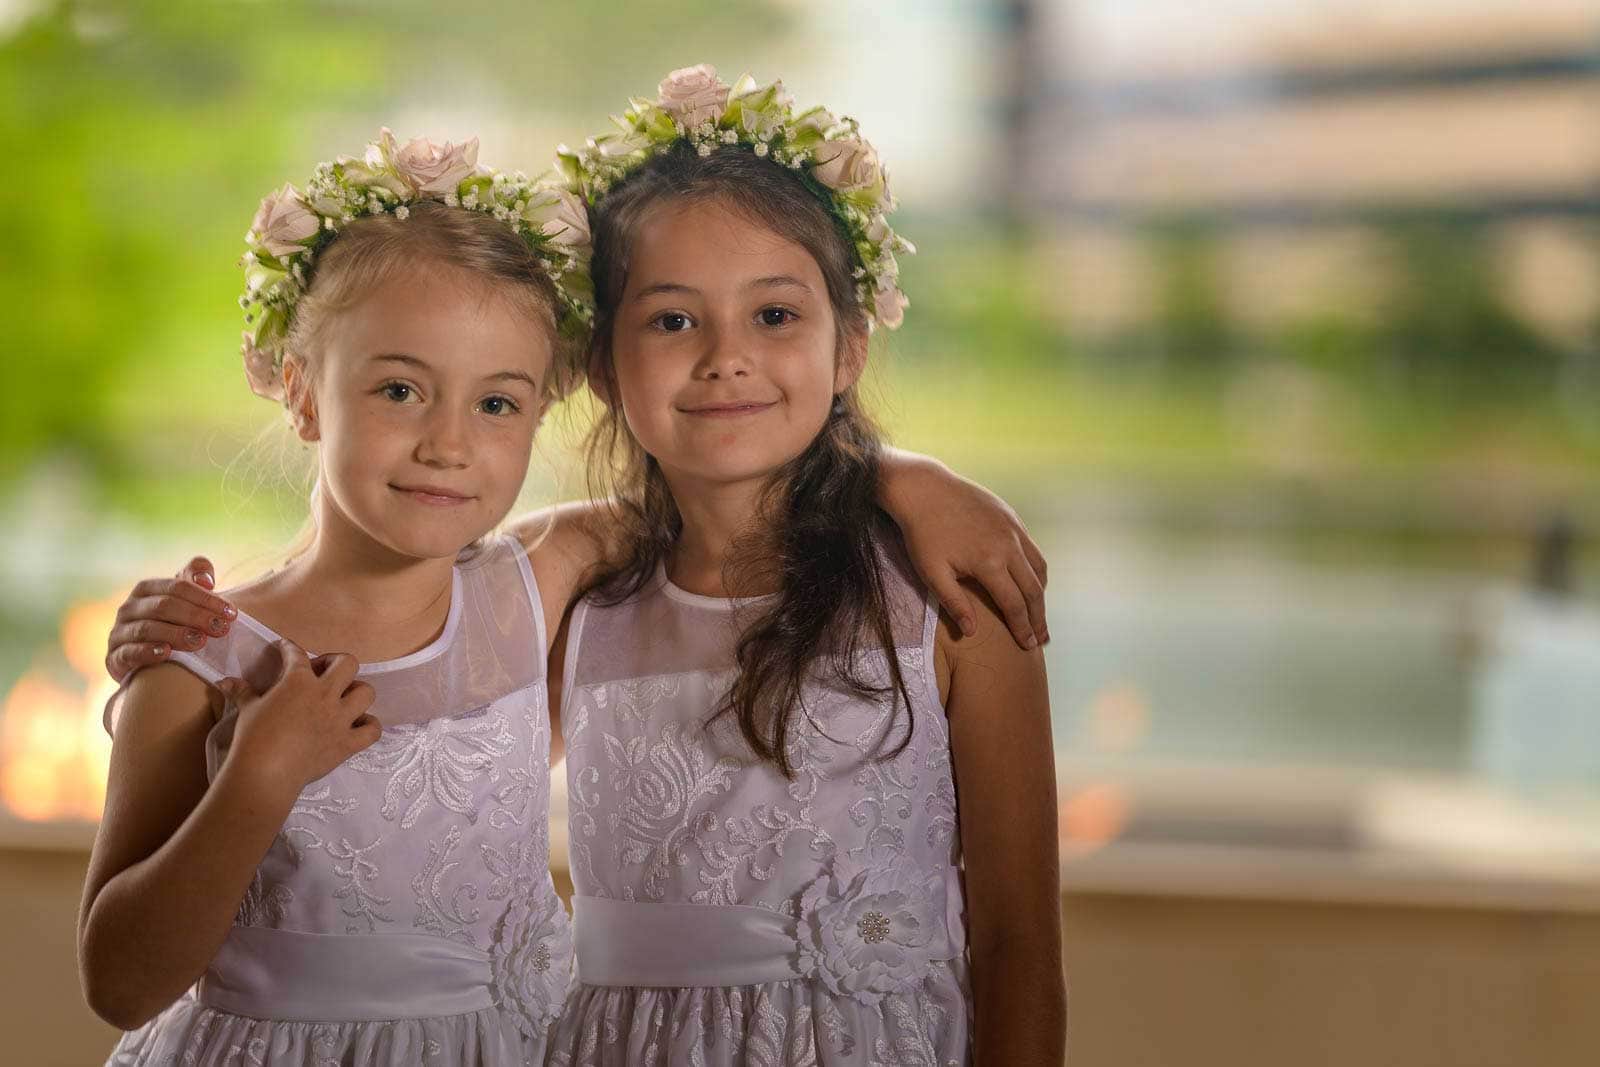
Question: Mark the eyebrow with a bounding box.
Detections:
[630,275,814,302]
[370,353,539,390]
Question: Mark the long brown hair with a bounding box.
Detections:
[581,143,914,776]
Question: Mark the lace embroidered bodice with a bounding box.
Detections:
[550,546,971,1065]
[104,534,570,1066]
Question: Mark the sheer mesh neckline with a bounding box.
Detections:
[655,561,779,612]
[228,567,464,675]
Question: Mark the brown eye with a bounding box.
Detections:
[654,312,691,332]
[758,307,795,327]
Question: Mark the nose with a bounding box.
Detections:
[414,403,470,468]
[692,324,752,381]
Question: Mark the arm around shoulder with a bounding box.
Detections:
[508,499,624,638]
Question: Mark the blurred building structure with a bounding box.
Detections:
[1006,1,1600,344]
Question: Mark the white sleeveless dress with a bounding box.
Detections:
[104,534,572,1067]
[548,549,971,1066]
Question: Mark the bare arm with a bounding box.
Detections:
[107,453,1049,678]
[939,580,1066,1065]
[506,500,623,648]
[79,664,288,1028]
[79,647,379,1029]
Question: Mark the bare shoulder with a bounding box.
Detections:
[934,577,1047,711]
[116,661,222,738]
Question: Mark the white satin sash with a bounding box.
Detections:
[198,927,496,1021]
[573,869,965,988]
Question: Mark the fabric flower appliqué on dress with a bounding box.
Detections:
[796,855,947,1002]
[490,885,573,1038]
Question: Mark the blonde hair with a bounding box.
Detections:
[283,200,581,408]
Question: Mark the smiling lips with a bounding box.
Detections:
[390,484,475,506]
[679,399,778,418]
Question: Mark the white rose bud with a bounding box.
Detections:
[790,106,839,142]
[809,138,886,205]
[525,188,591,252]
[241,334,284,402]
[871,281,908,330]
[249,184,319,258]
[657,63,730,130]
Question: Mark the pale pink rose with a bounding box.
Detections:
[872,281,908,330]
[656,63,730,129]
[391,134,480,195]
[241,334,283,402]
[526,188,590,251]
[810,138,886,203]
[249,184,319,258]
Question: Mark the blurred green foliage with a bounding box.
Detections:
[0,0,791,494]
[2,0,1596,530]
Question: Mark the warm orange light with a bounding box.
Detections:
[0,597,120,824]
[1059,782,1131,855]
[0,671,109,822]
[1086,681,1150,753]
[61,598,120,682]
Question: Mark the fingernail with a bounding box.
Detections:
[186,630,204,647]
[195,573,214,589]
[209,617,227,635]
[152,643,168,658]
[221,605,238,619]
[1026,634,1038,649]
[962,617,976,637]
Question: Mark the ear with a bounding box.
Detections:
[833,324,869,394]
[280,355,320,442]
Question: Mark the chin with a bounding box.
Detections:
[672,446,780,479]
[370,516,493,562]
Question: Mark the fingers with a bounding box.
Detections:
[1020,531,1049,590]
[105,641,167,684]
[316,652,361,695]
[347,712,383,754]
[927,568,977,638]
[341,680,376,717]
[178,556,217,591]
[1009,554,1049,647]
[118,586,235,637]
[213,677,258,713]
[979,559,1038,650]
[112,618,207,654]
[271,638,312,685]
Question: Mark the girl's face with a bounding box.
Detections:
[294,262,551,561]
[606,197,864,497]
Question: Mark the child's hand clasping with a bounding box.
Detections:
[218,641,382,797]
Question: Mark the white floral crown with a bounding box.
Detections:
[555,64,914,330]
[238,128,594,402]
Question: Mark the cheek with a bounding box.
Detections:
[484,428,536,493]
[612,363,671,437]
